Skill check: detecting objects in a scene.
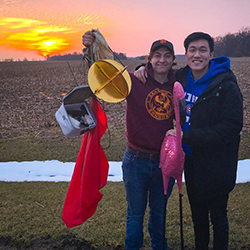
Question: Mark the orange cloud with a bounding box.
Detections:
[0,17,74,57]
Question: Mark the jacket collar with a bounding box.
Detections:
[177,65,236,92]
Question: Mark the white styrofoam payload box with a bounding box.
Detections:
[55,85,97,137]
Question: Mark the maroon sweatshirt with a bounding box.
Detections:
[126,63,176,153]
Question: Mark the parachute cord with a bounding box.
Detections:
[66,61,78,86]
[108,46,126,67]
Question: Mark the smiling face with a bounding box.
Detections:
[185,39,214,80]
[150,47,174,76]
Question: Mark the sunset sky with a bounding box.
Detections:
[0,0,249,61]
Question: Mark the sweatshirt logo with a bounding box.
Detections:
[145,88,173,120]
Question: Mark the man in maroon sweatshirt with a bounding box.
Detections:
[83,32,176,250]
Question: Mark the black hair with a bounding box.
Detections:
[184,32,214,52]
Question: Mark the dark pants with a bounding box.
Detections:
[185,157,229,250]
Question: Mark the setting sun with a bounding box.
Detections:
[36,39,71,57]
[40,41,58,57]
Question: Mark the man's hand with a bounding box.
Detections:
[134,66,147,84]
[82,31,95,47]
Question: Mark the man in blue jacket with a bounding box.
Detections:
[135,32,243,250]
[172,32,243,250]
[178,32,243,250]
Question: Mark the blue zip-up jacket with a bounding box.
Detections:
[182,57,231,156]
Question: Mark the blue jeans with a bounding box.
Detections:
[122,149,175,250]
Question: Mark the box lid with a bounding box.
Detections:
[63,85,93,105]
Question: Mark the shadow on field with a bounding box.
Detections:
[1,234,249,250]
[0,233,125,250]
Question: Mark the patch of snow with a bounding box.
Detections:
[0,159,249,183]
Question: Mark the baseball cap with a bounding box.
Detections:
[150,39,174,53]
